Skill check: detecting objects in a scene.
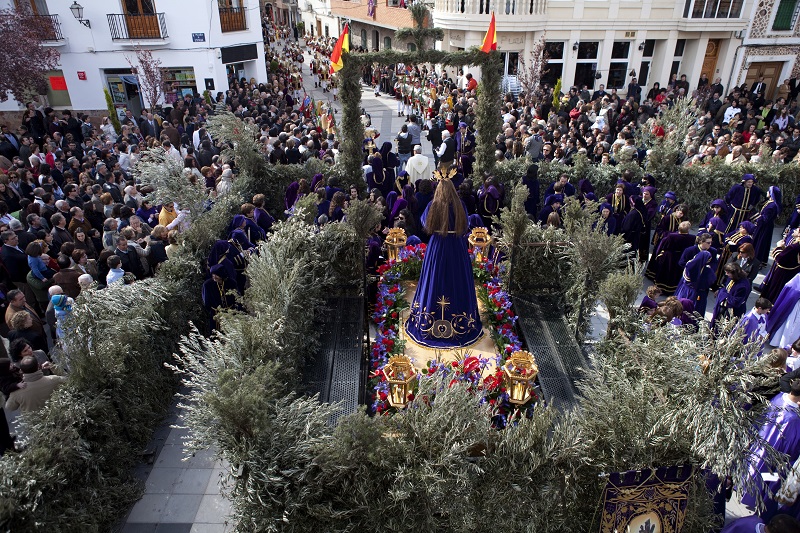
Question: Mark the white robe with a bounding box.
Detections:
[405,153,431,184]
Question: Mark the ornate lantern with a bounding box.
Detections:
[468,227,492,262]
[385,227,407,262]
[383,355,416,408]
[502,351,539,405]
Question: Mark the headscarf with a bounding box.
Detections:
[599,202,612,213]
[769,186,783,214]
[642,186,656,199]
[210,263,228,279]
[664,191,677,201]
[285,181,299,210]
[386,191,398,212]
[228,214,247,235]
[390,198,408,222]
[684,250,712,282]
[739,221,755,235]
[310,173,324,191]
[545,193,564,207]
[468,214,484,230]
[742,173,756,183]
[578,179,595,195]
[710,198,726,211]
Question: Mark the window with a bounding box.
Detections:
[542,41,564,87]
[773,0,800,30]
[674,39,685,56]
[324,25,329,38]
[384,36,392,49]
[407,43,416,51]
[574,41,599,90]
[361,29,367,48]
[670,60,681,79]
[639,40,655,86]
[683,0,743,18]
[607,42,630,89]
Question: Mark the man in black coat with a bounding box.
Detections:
[0,230,30,286]
[114,237,145,280]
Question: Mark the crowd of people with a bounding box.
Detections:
[0,18,800,525]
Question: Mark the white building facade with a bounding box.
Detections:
[433,0,759,96]
[1,0,267,116]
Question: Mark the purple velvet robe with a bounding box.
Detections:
[761,242,800,304]
[646,232,695,294]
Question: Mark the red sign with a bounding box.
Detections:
[49,76,67,91]
[77,71,87,80]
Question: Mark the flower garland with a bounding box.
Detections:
[369,244,534,422]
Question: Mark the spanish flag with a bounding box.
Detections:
[480,12,497,53]
[329,23,350,74]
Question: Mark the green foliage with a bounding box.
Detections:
[135,147,209,221]
[473,51,503,179]
[551,78,562,113]
[559,198,629,339]
[337,59,367,187]
[598,264,643,336]
[104,88,122,135]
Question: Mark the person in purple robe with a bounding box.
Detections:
[752,186,783,264]
[389,198,408,226]
[647,221,696,294]
[675,249,717,316]
[325,176,344,202]
[285,181,300,212]
[455,122,475,179]
[638,285,661,313]
[252,194,275,233]
[207,239,245,292]
[310,173,324,192]
[701,198,729,230]
[638,186,658,262]
[716,221,756,288]
[737,297,773,347]
[379,142,398,195]
[577,178,596,206]
[740,379,800,517]
[679,232,718,270]
[605,182,629,232]
[678,298,698,327]
[725,173,764,234]
[522,164,540,217]
[366,154,390,198]
[595,202,617,236]
[711,262,752,331]
[201,263,238,331]
[783,194,800,237]
[766,273,800,350]
[478,176,502,226]
[657,190,678,219]
[538,194,563,225]
[761,227,800,305]
[721,514,800,533]
[621,196,647,261]
[402,184,418,217]
[705,215,728,250]
[651,203,688,256]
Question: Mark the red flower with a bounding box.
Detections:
[391,312,398,319]
[462,356,480,374]
[505,345,513,353]
[451,361,459,368]
[419,243,426,249]
[407,393,415,401]
[379,391,388,400]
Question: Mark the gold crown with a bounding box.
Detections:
[433,166,458,182]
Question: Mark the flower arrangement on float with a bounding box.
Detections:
[369,241,536,424]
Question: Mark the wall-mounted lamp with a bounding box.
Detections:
[638,41,645,51]
[572,42,579,51]
[70,1,91,28]
[629,69,637,77]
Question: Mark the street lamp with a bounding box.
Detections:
[70,1,91,28]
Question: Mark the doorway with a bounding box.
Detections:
[701,39,720,81]
[316,19,322,37]
[124,0,160,39]
[745,61,784,101]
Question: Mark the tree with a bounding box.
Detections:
[517,34,548,98]
[0,8,60,102]
[395,2,443,51]
[126,46,165,112]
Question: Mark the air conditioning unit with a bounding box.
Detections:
[624,31,636,38]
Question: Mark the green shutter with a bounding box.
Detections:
[773,0,797,30]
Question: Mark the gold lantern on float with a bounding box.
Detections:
[503,351,539,405]
[383,355,416,408]
[468,227,492,262]
[385,227,407,262]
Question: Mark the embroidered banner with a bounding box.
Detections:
[599,465,694,533]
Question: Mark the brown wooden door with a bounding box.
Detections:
[124,0,159,38]
[701,39,720,80]
[745,62,783,100]
[316,20,322,37]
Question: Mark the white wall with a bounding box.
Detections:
[0,0,266,111]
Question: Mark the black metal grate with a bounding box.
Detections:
[302,298,365,425]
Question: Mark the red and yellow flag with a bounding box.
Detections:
[480,12,497,53]
[329,23,350,74]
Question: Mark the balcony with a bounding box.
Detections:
[682,0,744,18]
[219,7,247,32]
[32,14,65,43]
[434,0,546,16]
[107,13,168,40]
